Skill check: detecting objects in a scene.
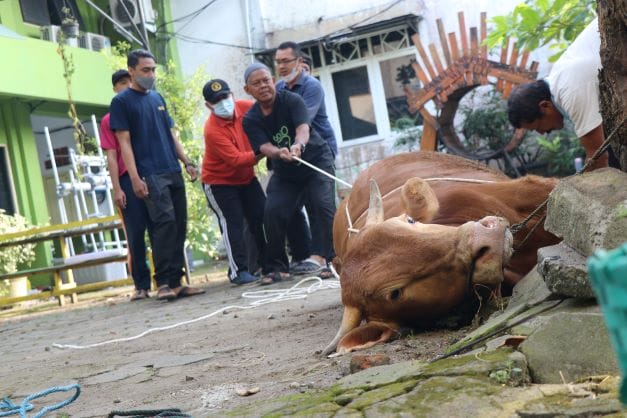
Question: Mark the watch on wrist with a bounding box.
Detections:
[297,142,306,152]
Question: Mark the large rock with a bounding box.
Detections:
[537,242,595,299]
[509,269,552,309]
[545,168,627,256]
[519,311,618,383]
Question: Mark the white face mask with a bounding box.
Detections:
[281,66,300,84]
[213,96,235,119]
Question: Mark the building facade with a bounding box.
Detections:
[170,0,550,184]
[0,0,179,285]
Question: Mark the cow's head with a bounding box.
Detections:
[324,178,513,355]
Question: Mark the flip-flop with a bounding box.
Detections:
[290,258,323,275]
[317,266,336,280]
[260,271,291,286]
[175,286,206,298]
[156,285,177,301]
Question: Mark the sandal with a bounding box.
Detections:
[156,285,177,301]
[260,271,291,286]
[290,258,323,275]
[175,286,206,298]
[317,266,336,280]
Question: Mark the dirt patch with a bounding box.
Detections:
[0,263,468,417]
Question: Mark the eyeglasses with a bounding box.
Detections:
[274,57,299,66]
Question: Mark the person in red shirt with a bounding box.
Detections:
[100,69,152,301]
[201,79,265,285]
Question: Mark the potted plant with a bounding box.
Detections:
[0,210,36,298]
[60,7,79,46]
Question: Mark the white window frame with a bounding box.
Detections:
[315,47,418,149]
[0,144,19,214]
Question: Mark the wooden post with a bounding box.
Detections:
[437,18,452,67]
[480,12,488,84]
[496,37,510,93]
[419,109,438,151]
[412,34,437,80]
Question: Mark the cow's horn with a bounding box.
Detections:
[365,179,384,226]
[321,305,362,356]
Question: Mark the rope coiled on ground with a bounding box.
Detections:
[0,383,80,418]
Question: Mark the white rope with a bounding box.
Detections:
[292,156,353,188]
[344,177,498,235]
[425,177,496,184]
[52,276,340,350]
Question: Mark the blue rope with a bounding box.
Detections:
[0,384,80,418]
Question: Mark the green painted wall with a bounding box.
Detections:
[0,36,113,106]
[0,0,184,286]
[0,101,52,283]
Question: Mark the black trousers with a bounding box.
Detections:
[287,191,337,263]
[120,174,152,290]
[264,163,336,274]
[143,172,187,288]
[203,179,266,280]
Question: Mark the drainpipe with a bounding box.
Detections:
[242,0,254,62]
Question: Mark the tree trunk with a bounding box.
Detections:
[597,0,627,171]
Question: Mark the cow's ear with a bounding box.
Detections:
[336,321,398,354]
[401,177,439,222]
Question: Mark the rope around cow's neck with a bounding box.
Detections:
[509,116,626,250]
[345,177,497,234]
[291,155,496,235]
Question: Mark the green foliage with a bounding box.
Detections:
[57,30,95,155]
[459,89,512,151]
[486,0,596,61]
[535,130,584,176]
[393,116,422,151]
[156,60,221,256]
[105,43,220,257]
[395,62,416,85]
[0,210,36,275]
[101,41,132,72]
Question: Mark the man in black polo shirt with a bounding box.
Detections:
[242,63,336,285]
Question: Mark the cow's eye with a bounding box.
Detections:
[390,288,402,301]
[407,216,415,224]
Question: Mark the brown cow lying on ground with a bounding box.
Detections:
[324,151,560,355]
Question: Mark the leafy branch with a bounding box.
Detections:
[485,0,596,61]
[56,8,96,155]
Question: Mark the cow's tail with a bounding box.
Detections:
[322,305,362,356]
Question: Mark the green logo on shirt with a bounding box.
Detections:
[273,126,292,148]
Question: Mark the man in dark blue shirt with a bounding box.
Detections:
[275,42,337,157]
[110,49,204,301]
[242,63,336,285]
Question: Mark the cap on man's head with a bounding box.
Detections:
[203,79,231,104]
[111,69,130,86]
[244,62,271,84]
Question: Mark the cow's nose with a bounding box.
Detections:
[477,216,509,230]
[471,216,510,258]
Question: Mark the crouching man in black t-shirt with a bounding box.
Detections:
[242,63,336,285]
